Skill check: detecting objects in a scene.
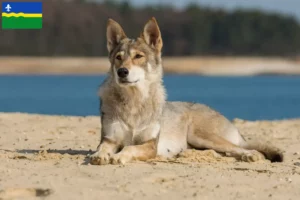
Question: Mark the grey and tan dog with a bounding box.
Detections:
[90,17,283,165]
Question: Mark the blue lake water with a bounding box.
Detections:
[0,75,299,120]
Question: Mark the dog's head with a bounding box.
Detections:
[106,17,163,87]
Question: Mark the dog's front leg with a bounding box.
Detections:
[90,118,126,165]
[111,123,160,165]
[111,139,157,165]
[90,138,120,165]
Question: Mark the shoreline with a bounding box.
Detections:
[0,56,300,76]
[0,113,300,199]
[1,111,300,121]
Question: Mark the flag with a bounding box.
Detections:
[2,2,42,29]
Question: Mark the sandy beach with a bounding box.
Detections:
[0,113,300,199]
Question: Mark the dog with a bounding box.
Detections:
[90,17,283,165]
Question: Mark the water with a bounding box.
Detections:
[0,75,299,120]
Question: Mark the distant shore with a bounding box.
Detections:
[0,56,300,76]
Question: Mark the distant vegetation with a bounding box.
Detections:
[0,0,300,57]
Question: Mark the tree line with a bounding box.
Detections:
[0,0,299,57]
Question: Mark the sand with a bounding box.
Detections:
[0,113,300,200]
[1,56,300,76]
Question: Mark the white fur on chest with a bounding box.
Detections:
[103,118,160,146]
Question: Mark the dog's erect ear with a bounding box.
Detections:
[142,17,163,52]
[106,19,127,53]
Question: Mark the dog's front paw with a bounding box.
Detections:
[90,152,111,165]
[110,153,131,165]
[241,150,265,162]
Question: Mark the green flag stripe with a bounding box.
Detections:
[2,17,42,29]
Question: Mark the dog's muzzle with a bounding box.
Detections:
[116,67,140,85]
[117,68,129,78]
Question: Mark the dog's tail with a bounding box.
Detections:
[245,140,284,162]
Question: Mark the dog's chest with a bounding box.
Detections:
[114,102,154,129]
[102,92,158,127]
[102,113,155,146]
[101,99,160,146]
[100,83,164,145]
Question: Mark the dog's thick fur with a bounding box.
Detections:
[90,17,283,165]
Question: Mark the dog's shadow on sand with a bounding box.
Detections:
[14,149,95,165]
[17,149,93,155]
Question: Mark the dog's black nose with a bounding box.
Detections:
[117,68,129,78]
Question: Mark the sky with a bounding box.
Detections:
[112,0,300,21]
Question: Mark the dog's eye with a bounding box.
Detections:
[135,54,143,59]
[116,55,122,60]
